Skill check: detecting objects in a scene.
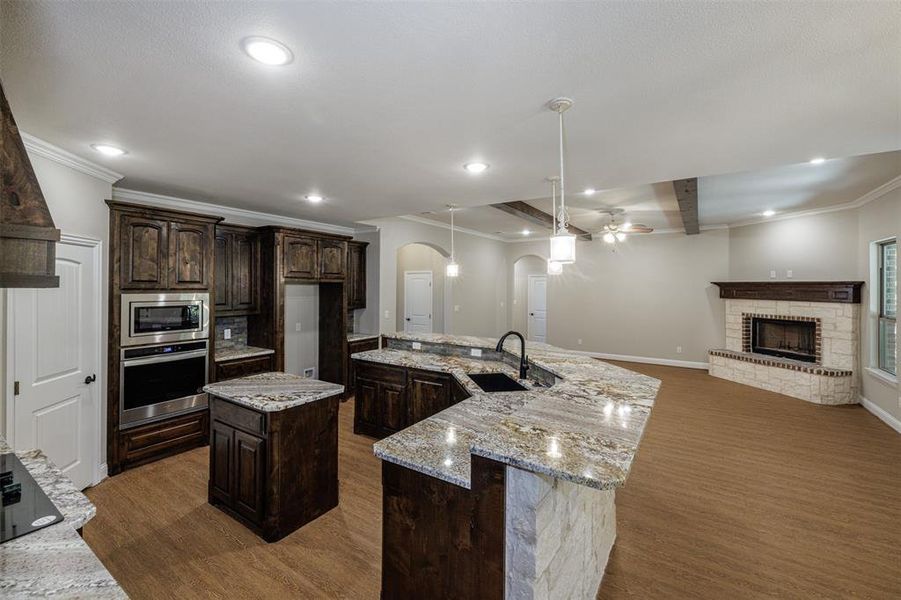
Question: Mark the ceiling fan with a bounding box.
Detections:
[597,209,653,244]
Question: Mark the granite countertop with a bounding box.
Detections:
[0,438,125,598]
[347,332,380,343]
[214,345,275,363]
[204,372,344,412]
[361,332,660,492]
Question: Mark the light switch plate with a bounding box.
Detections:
[412,342,422,350]
[384,310,390,320]
[470,348,482,357]
[786,269,793,278]
[295,322,302,332]
[224,328,231,340]
[454,305,460,312]
[303,368,314,378]
[769,270,777,279]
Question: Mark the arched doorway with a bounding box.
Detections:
[512,254,548,342]
[396,242,451,333]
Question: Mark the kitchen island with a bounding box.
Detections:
[353,333,660,599]
[203,372,343,542]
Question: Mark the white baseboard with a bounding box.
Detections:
[96,463,108,486]
[860,396,901,434]
[573,350,709,370]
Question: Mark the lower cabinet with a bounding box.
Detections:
[208,394,339,541]
[346,337,380,399]
[118,410,209,472]
[215,354,274,382]
[353,361,470,439]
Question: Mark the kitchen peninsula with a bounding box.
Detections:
[353,333,661,599]
[203,372,343,542]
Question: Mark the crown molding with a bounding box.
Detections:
[729,173,901,228]
[21,132,124,184]
[395,215,508,242]
[112,188,357,236]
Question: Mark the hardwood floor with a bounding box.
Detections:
[84,364,901,599]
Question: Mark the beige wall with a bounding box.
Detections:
[512,255,546,335]
[351,230,380,335]
[729,210,860,280]
[1,152,114,459]
[508,229,730,364]
[366,217,508,337]
[395,243,448,333]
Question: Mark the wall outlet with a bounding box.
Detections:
[470,348,482,357]
[454,305,460,312]
[295,322,302,332]
[499,301,504,308]
[786,269,793,278]
[303,367,315,378]
[412,342,422,350]
[769,270,777,279]
[224,328,231,340]
[577,338,583,346]
[676,346,683,354]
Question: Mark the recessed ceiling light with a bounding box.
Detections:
[521,229,531,236]
[91,144,126,157]
[463,162,489,174]
[809,157,826,165]
[583,188,596,196]
[306,195,324,203]
[762,209,776,217]
[242,36,294,66]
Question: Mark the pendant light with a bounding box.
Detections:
[546,176,563,275]
[548,97,576,265]
[446,204,460,277]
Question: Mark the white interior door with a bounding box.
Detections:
[11,240,99,490]
[404,271,433,333]
[527,275,548,343]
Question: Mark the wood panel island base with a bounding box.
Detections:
[361,332,661,599]
[203,372,344,542]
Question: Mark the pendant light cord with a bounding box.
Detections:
[450,206,455,260]
[557,110,568,233]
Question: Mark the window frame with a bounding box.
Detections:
[877,239,896,376]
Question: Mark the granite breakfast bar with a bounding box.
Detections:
[203,372,344,542]
[353,333,661,600]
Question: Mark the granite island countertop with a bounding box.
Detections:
[0,437,125,599]
[356,332,660,492]
[214,345,275,363]
[204,372,344,412]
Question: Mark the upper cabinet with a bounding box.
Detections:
[109,201,221,292]
[319,239,346,281]
[282,234,347,281]
[347,241,368,309]
[216,225,260,316]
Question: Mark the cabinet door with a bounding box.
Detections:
[355,376,380,430]
[283,236,318,279]
[348,242,367,309]
[409,370,452,425]
[120,215,169,289]
[169,222,210,289]
[231,232,259,313]
[233,430,266,524]
[381,383,407,432]
[318,239,346,280]
[209,421,234,506]
[214,232,231,311]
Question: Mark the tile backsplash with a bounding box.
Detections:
[215,316,248,350]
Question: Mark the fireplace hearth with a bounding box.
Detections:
[751,317,817,363]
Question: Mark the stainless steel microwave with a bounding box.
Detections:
[120,292,210,347]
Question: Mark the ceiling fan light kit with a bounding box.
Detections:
[548,97,576,265]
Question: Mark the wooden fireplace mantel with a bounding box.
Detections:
[712,281,864,304]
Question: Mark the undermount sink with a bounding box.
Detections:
[467,372,527,393]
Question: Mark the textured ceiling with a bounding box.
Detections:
[1,1,899,228]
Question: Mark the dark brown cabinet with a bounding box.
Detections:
[118,409,210,472]
[353,361,469,438]
[215,354,273,382]
[208,393,339,542]
[168,222,211,289]
[318,239,346,280]
[283,235,318,280]
[120,215,169,289]
[346,336,379,399]
[215,226,260,316]
[347,241,368,309]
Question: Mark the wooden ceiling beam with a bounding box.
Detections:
[491,201,592,240]
[673,177,699,235]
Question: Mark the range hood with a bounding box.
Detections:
[0,79,60,288]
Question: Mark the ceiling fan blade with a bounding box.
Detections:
[628,225,654,233]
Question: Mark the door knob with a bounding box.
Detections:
[84,374,96,384]
[405,318,411,321]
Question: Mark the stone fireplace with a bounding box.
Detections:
[708,282,864,405]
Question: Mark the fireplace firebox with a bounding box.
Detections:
[750,317,817,363]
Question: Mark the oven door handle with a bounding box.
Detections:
[122,349,209,368]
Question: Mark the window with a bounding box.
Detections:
[878,240,896,375]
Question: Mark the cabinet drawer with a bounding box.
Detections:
[121,410,208,465]
[216,355,273,381]
[212,398,265,436]
[355,360,406,386]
